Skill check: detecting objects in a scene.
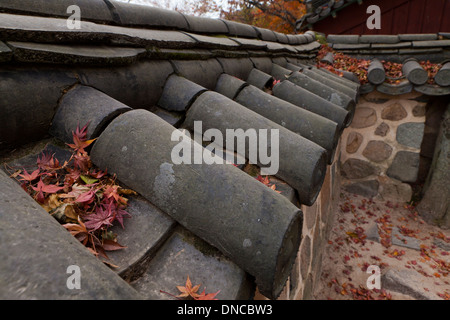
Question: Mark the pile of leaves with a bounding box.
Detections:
[325,193,450,300]
[328,278,392,300]
[420,60,442,84]
[10,124,134,262]
[256,175,281,194]
[316,44,442,85]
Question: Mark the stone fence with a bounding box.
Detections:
[340,90,449,227]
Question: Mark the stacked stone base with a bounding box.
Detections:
[256,141,342,300]
[340,91,429,203]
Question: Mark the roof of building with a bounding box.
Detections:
[320,34,450,96]
[298,0,450,35]
[0,0,447,301]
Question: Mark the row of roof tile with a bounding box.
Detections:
[0,0,315,44]
[326,33,450,64]
[0,0,360,299]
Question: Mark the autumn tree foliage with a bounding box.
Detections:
[221,0,307,34]
[123,0,307,33]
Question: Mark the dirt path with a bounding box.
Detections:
[314,191,450,300]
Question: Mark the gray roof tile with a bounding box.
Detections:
[0,0,115,23]
[110,1,189,29]
[0,166,141,299]
[7,0,448,302]
[0,40,12,62]
[7,41,146,65]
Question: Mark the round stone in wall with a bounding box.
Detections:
[412,104,426,117]
[386,151,420,183]
[396,122,425,149]
[299,235,311,280]
[375,122,390,137]
[362,140,393,162]
[350,107,377,128]
[381,102,407,121]
[343,180,379,198]
[341,158,379,179]
[346,132,363,153]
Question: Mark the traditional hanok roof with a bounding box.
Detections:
[0,0,361,301]
[321,34,450,96]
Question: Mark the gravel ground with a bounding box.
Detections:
[314,191,450,300]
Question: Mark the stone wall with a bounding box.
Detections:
[256,90,449,300]
[255,141,342,300]
[339,90,430,203]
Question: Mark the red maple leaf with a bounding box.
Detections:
[31,179,64,203]
[72,152,91,172]
[63,216,92,246]
[196,289,220,300]
[37,152,61,170]
[101,198,131,228]
[101,239,126,251]
[256,175,270,186]
[83,204,115,231]
[74,188,96,204]
[18,169,40,182]
[103,184,127,205]
[67,135,96,154]
[89,168,107,179]
[72,122,90,142]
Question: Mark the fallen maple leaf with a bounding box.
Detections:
[103,184,125,204]
[18,169,40,182]
[177,276,201,299]
[67,135,96,154]
[31,179,64,203]
[101,239,126,251]
[37,152,61,171]
[75,188,96,204]
[72,122,90,142]
[256,175,270,186]
[63,216,92,246]
[72,151,91,172]
[196,289,220,300]
[89,168,107,179]
[83,204,115,231]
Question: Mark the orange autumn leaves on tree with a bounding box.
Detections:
[222,0,306,34]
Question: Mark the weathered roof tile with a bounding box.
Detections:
[157,74,208,112]
[359,35,400,44]
[398,34,438,41]
[131,227,255,300]
[170,59,223,90]
[77,60,174,108]
[253,26,277,42]
[217,57,255,80]
[182,14,229,34]
[221,19,258,39]
[0,168,141,299]
[50,84,132,143]
[7,41,146,65]
[0,0,382,302]
[0,40,12,62]
[412,39,450,48]
[0,0,115,23]
[182,31,240,49]
[106,195,177,279]
[109,1,189,29]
